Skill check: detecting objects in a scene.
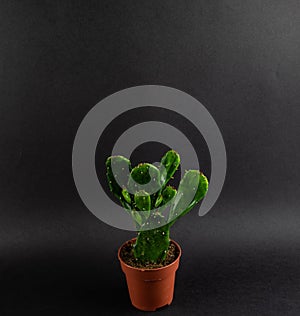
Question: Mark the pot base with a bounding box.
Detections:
[132,300,173,312]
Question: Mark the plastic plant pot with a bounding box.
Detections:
[118,238,182,311]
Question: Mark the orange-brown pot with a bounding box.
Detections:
[118,238,182,311]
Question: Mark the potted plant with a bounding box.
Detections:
[105,149,209,311]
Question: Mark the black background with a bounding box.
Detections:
[1,1,300,315]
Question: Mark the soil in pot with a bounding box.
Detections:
[119,239,180,269]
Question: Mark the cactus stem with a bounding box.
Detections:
[105,149,208,264]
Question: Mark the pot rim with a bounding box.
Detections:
[117,237,182,272]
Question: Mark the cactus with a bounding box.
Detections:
[105,149,209,264]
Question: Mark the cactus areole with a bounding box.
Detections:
[106,149,209,266]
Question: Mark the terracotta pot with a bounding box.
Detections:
[118,238,182,311]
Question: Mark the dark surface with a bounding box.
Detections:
[1,1,300,315]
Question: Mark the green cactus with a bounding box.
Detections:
[105,149,209,264]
